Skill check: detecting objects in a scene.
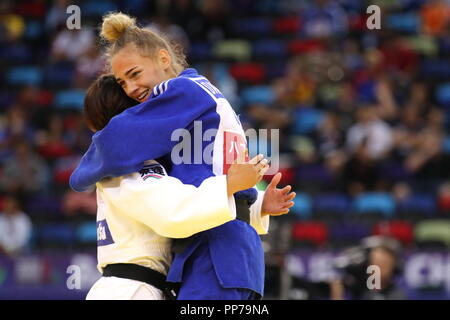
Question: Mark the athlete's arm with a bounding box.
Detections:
[98,164,236,239]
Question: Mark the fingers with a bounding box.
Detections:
[268,172,282,189]
[285,191,296,201]
[234,148,249,164]
[249,153,264,164]
[280,185,291,194]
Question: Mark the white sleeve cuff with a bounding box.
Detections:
[250,190,270,235]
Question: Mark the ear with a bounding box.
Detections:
[158,49,171,71]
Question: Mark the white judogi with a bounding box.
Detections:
[86,160,268,300]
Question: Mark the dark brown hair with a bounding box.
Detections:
[83,74,138,131]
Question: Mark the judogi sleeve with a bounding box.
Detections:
[70,77,214,192]
[249,190,270,235]
[98,169,236,239]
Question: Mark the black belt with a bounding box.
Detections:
[103,263,178,299]
[171,198,251,254]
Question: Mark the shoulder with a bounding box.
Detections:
[151,75,209,99]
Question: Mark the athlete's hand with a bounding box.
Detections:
[261,173,295,216]
[226,153,269,197]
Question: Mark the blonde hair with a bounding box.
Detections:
[100,12,187,74]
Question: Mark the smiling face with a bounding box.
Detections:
[112,44,176,103]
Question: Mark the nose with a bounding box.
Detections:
[125,81,140,100]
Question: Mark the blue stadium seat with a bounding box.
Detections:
[293,108,325,134]
[296,164,333,186]
[240,85,274,105]
[188,42,212,61]
[421,60,450,80]
[54,90,85,110]
[26,195,62,217]
[252,39,287,59]
[386,12,419,33]
[44,63,75,88]
[230,18,272,36]
[436,83,450,107]
[291,193,312,219]
[397,193,437,217]
[353,192,396,217]
[24,20,43,40]
[76,222,97,244]
[329,222,371,244]
[83,0,118,17]
[314,193,351,214]
[0,43,32,63]
[443,136,450,154]
[38,223,76,246]
[6,66,42,86]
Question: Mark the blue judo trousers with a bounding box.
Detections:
[70,69,264,299]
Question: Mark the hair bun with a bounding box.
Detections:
[101,12,136,42]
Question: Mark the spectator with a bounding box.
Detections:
[300,0,348,39]
[343,104,393,193]
[51,25,95,62]
[0,193,32,256]
[0,139,49,194]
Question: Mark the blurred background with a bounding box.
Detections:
[0,0,450,300]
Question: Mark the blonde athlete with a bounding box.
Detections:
[83,75,273,300]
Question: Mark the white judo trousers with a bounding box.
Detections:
[86,277,163,300]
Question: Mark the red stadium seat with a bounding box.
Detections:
[372,221,414,246]
[273,16,301,34]
[288,39,325,55]
[291,221,329,247]
[229,63,266,84]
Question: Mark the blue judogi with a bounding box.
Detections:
[70,69,264,299]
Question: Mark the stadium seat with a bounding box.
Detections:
[414,220,450,248]
[314,193,351,215]
[252,39,287,59]
[83,0,118,17]
[273,16,301,34]
[293,108,325,134]
[435,83,450,107]
[291,193,312,219]
[76,222,97,244]
[386,12,419,33]
[24,20,43,40]
[38,223,76,247]
[442,135,450,154]
[296,164,333,187]
[421,60,450,80]
[212,40,252,61]
[406,35,438,56]
[291,221,328,247]
[397,193,437,218]
[264,62,286,81]
[229,63,266,84]
[54,90,85,110]
[188,42,212,61]
[0,43,32,63]
[353,192,396,218]
[44,63,75,88]
[329,222,371,247]
[6,66,42,86]
[229,17,272,37]
[240,85,274,105]
[372,221,414,246]
[26,195,63,218]
[288,39,325,55]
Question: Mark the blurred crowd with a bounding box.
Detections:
[0,0,450,299]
